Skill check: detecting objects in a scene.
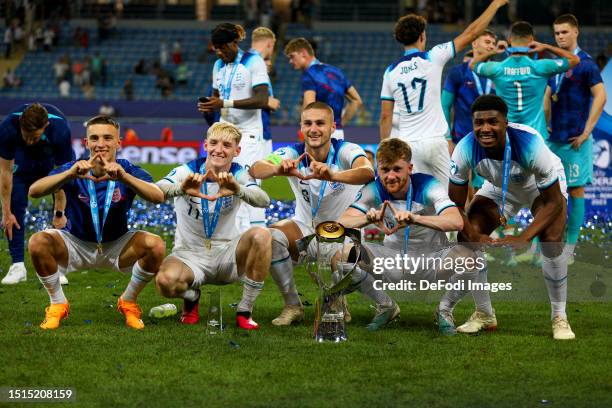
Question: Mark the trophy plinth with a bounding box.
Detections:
[298,221,361,343]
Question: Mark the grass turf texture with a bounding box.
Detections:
[1,164,611,407]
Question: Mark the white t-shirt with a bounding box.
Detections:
[212,49,270,136]
[381,42,455,142]
[272,139,367,228]
[450,123,564,194]
[351,175,455,250]
[158,158,263,250]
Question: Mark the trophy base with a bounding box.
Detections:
[315,312,347,343]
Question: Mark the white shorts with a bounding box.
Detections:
[403,137,450,189]
[293,218,346,261]
[235,131,264,169]
[47,229,137,275]
[262,139,273,158]
[476,175,568,219]
[170,237,242,288]
[332,129,345,140]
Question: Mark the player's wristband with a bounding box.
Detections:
[223,99,234,108]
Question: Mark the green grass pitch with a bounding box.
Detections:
[0,163,610,407]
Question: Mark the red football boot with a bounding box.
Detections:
[180,289,200,325]
[236,313,259,330]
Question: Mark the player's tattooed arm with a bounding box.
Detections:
[454,0,508,53]
[379,100,394,140]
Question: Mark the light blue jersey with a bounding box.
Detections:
[475,56,570,139]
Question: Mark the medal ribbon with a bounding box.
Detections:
[87,178,116,247]
[499,134,512,225]
[200,163,223,241]
[471,70,492,96]
[305,145,339,222]
[553,47,580,99]
[221,49,243,100]
[403,182,413,255]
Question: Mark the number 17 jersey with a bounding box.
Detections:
[380,42,456,142]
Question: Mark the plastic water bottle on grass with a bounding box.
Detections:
[149,303,178,319]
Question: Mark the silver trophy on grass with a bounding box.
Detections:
[205,289,223,335]
[297,221,361,342]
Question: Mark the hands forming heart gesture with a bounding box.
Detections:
[181,168,240,201]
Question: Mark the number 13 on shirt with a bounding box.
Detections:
[398,77,427,113]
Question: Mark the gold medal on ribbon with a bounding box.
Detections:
[204,239,212,250]
[97,243,103,254]
[552,94,558,103]
[499,216,507,227]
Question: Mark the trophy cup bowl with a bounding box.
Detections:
[297,221,361,343]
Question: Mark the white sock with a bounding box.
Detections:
[121,261,155,302]
[542,253,568,320]
[270,258,300,306]
[471,266,494,315]
[38,272,67,304]
[354,267,394,307]
[438,271,470,312]
[270,229,300,306]
[564,243,576,257]
[237,277,264,313]
[182,289,199,302]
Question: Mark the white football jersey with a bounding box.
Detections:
[272,139,367,228]
[212,49,270,135]
[158,158,262,250]
[351,174,455,250]
[450,123,565,196]
[381,42,455,142]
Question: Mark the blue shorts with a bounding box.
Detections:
[547,137,593,188]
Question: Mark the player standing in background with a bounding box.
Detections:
[249,26,281,160]
[443,30,498,155]
[249,102,374,326]
[198,23,271,231]
[284,38,363,140]
[27,116,166,330]
[470,21,580,140]
[380,0,509,187]
[449,96,574,340]
[155,122,272,330]
[544,14,606,264]
[0,103,74,285]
